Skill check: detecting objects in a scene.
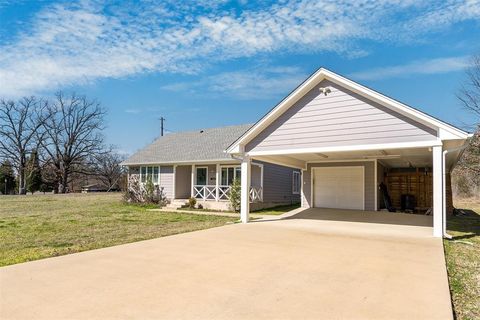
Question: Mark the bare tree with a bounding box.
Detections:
[454,54,480,196]
[458,54,480,121]
[40,92,106,193]
[0,97,47,194]
[92,148,126,191]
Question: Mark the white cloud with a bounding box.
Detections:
[0,0,479,97]
[349,56,470,80]
[161,66,307,99]
[124,108,141,114]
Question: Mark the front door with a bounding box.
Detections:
[196,167,207,185]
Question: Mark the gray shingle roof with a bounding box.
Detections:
[121,124,253,165]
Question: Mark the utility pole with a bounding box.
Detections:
[159,117,165,136]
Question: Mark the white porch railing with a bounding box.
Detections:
[193,185,263,202]
[249,186,263,203]
[193,185,217,200]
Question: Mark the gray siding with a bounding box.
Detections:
[160,166,174,198]
[207,165,217,185]
[175,165,191,199]
[260,161,301,204]
[302,161,375,210]
[246,80,437,153]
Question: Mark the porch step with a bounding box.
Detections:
[166,199,188,209]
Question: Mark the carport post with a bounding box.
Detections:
[240,156,251,223]
[432,145,443,237]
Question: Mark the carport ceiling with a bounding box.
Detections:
[287,148,434,168]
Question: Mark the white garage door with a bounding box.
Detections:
[313,166,364,210]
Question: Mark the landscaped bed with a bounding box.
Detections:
[0,193,236,266]
[445,197,480,320]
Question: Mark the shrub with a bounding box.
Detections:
[188,197,197,208]
[124,175,167,207]
[229,178,241,212]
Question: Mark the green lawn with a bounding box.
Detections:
[0,193,236,267]
[252,203,301,215]
[445,197,480,320]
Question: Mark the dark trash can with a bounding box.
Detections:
[401,194,416,211]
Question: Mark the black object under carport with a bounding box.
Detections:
[379,182,396,212]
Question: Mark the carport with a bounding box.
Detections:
[226,68,471,237]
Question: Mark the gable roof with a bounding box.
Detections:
[226,68,471,154]
[121,124,252,166]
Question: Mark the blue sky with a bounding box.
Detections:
[0,0,479,155]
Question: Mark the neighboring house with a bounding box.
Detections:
[121,124,301,210]
[123,68,471,237]
[81,184,108,193]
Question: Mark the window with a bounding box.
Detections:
[220,166,241,186]
[140,166,159,184]
[292,171,301,194]
[196,167,207,185]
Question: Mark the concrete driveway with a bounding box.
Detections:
[0,209,452,319]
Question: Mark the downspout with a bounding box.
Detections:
[442,144,469,239]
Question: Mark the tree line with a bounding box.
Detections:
[454,55,480,197]
[0,92,125,195]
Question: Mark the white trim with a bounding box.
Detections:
[432,146,443,237]
[307,159,376,164]
[215,164,220,201]
[240,157,251,223]
[247,140,442,157]
[251,162,264,190]
[311,166,365,210]
[172,165,177,200]
[122,158,240,166]
[292,171,301,194]
[251,157,305,170]
[190,164,195,197]
[300,169,305,208]
[158,165,161,186]
[140,165,160,185]
[219,164,242,185]
[374,160,378,211]
[227,68,469,153]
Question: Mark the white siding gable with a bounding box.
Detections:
[246,80,437,153]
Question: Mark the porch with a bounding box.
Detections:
[174,163,264,203]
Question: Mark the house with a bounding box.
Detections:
[121,124,301,210]
[81,184,108,193]
[123,68,471,237]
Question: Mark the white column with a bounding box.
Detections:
[240,157,251,223]
[191,164,195,198]
[215,164,220,201]
[172,165,177,200]
[432,145,443,238]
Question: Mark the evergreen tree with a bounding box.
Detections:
[26,150,42,194]
[0,160,16,195]
[229,178,241,212]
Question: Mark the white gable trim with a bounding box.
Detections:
[226,68,470,154]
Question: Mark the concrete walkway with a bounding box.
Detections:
[150,207,267,219]
[0,210,452,319]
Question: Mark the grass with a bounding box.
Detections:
[0,193,236,267]
[444,197,480,320]
[252,203,301,215]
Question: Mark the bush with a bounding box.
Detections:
[188,197,197,208]
[124,175,167,207]
[229,178,241,212]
